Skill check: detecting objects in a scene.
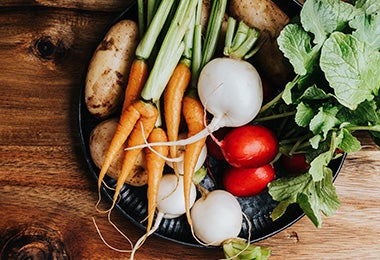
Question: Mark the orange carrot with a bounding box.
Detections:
[144,127,168,234]
[97,100,157,209]
[122,59,148,110]
[110,101,158,210]
[164,61,191,162]
[182,93,207,226]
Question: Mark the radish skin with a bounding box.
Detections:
[166,133,208,175]
[130,174,197,259]
[198,57,263,131]
[190,189,243,246]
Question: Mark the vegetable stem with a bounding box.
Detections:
[259,90,285,114]
[255,111,296,122]
[141,0,199,102]
[200,0,228,69]
[137,0,145,37]
[223,18,260,60]
[346,125,380,132]
[135,0,176,60]
[189,0,204,89]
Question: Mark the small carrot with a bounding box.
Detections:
[144,127,168,234]
[182,92,207,227]
[110,101,158,210]
[122,59,148,110]
[163,61,191,163]
[97,101,141,195]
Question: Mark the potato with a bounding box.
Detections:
[85,19,139,119]
[229,0,293,88]
[89,118,148,187]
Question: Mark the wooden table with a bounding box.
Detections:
[1,1,379,259]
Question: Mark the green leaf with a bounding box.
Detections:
[277,24,320,75]
[295,102,315,127]
[269,173,312,220]
[301,0,359,44]
[355,0,380,14]
[337,100,379,125]
[309,150,332,181]
[269,170,340,227]
[298,85,331,101]
[282,78,298,105]
[309,105,340,138]
[298,169,340,227]
[320,32,380,109]
[309,134,322,149]
[350,12,380,50]
[337,128,362,153]
[223,239,271,260]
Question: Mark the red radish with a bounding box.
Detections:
[206,127,231,160]
[223,164,275,197]
[280,153,310,176]
[219,124,278,168]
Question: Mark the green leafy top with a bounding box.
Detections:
[258,0,380,228]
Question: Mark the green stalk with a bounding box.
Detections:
[141,0,199,102]
[200,0,228,69]
[346,125,380,132]
[223,17,260,60]
[135,0,176,60]
[255,111,296,122]
[190,0,227,89]
[147,0,160,27]
[137,0,145,38]
[190,0,203,89]
[259,90,284,114]
[182,6,196,66]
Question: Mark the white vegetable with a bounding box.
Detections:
[165,133,208,175]
[190,189,243,246]
[156,174,197,218]
[130,174,197,259]
[198,57,263,131]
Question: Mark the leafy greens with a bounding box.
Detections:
[263,0,380,227]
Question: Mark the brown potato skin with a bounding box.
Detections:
[89,118,148,187]
[85,20,139,119]
[229,0,293,88]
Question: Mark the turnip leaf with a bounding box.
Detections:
[277,24,319,76]
[350,12,380,50]
[320,32,380,110]
[301,0,358,44]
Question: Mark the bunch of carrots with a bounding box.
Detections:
[96,0,228,239]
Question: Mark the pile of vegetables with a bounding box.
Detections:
[85,0,379,259]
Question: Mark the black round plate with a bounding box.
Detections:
[78,1,346,248]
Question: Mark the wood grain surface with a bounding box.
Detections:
[0,1,379,259]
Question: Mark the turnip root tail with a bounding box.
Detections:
[130,212,164,260]
[92,217,133,253]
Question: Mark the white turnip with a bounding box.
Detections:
[198,57,263,132]
[190,189,271,259]
[165,133,208,175]
[190,189,243,246]
[130,174,197,259]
